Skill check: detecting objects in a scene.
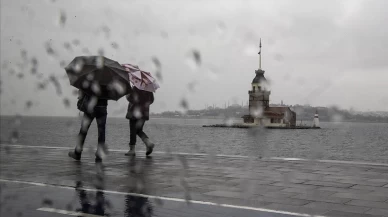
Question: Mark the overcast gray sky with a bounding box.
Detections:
[1,0,388,117]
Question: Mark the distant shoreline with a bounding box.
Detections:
[1,115,388,124]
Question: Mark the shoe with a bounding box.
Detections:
[142,138,155,156]
[146,143,154,156]
[125,145,136,156]
[68,150,81,161]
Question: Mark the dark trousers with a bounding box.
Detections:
[129,118,148,146]
[76,106,107,152]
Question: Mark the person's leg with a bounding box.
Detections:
[136,119,154,156]
[95,107,107,161]
[125,119,137,156]
[69,113,94,160]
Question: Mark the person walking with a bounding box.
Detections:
[68,91,108,162]
[125,86,155,156]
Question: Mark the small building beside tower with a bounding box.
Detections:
[242,39,296,127]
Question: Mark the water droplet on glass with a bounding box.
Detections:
[82,80,90,89]
[58,10,66,27]
[9,68,15,75]
[64,42,72,51]
[133,108,143,119]
[37,82,47,90]
[91,82,101,95]
[82,48,90,54]
[59,60,66,68]
[25,101,33,109]
[31,57,38,66]
[251,107,263,117]
[216,21,226,35]
[111,42,119,49]
[109,80,126,95]
[101,26,110,38]
[151,57,162,82]
[160,31,168,39]
[96,56,104,69]
[187,81,198,92]
[87,96,98,113]
[72,39,80,46]
[180,98,189,111]
[185,50,201,71]
[63,98,70,108]
[45,42,56,57]
[274,53,284,62]
[72,89,78,96]
[73,59,84,73]
[206,67,219,81]
[17,73,24,79]
[49,75,62,95]
[225,118,234,126]
[21,50,27,60]
[10,130,19,144]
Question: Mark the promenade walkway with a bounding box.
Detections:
[1,144,388,217]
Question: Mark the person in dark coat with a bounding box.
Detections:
[68,90,108,162]
[125,86,155,156]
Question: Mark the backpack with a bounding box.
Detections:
[77,92,91,113]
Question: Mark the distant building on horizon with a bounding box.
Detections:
[242,39,296,127]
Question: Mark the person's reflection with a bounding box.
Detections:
[124,194,153,217]
[124,157,154,217]
[74,162,110,216]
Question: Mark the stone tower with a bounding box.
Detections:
[248,39,270,118]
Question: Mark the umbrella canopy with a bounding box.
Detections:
[65,56,132,100]
[122,63,160,93]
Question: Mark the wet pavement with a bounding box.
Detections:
[1,144,388,217]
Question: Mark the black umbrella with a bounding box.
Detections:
[65,56,132,100]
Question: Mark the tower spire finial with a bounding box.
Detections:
[258,38,262,70]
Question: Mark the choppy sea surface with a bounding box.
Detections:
[1,116,388,163]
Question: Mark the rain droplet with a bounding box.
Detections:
[187,81,198,92]
[91,82,101,95]
[82,80,90,89]
[96,56,104,69]
[10,130,19,144]
[180,98,189,111]
[59,60,66,68]
[101,26,110,38]
[86,96,98,113]
[21,50,27,60]
[64,42,72,51]
[17,73,24,79]
[98,48,104,56]
[274,53,284,62]
[111,42,119,49]
[49,75,62,95]
[251,107,263,117]
[72,39,80,46]
[58,10,66,27]
[45,42,56,57]
[25,101,33,109]
[133,107,143,119]
[73,59,84,73]
[82,48,90,54]
[185,50,201,71]
[160,31,168,39]
[151,57,163,82]
[225,118,234,126]
[72,89,78,96]
[109,80,126,95]
[216,21,226,35]
[37,82,47,90]
[205,66,218,81]
[63,98,70,108]
[31,57,38,66]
